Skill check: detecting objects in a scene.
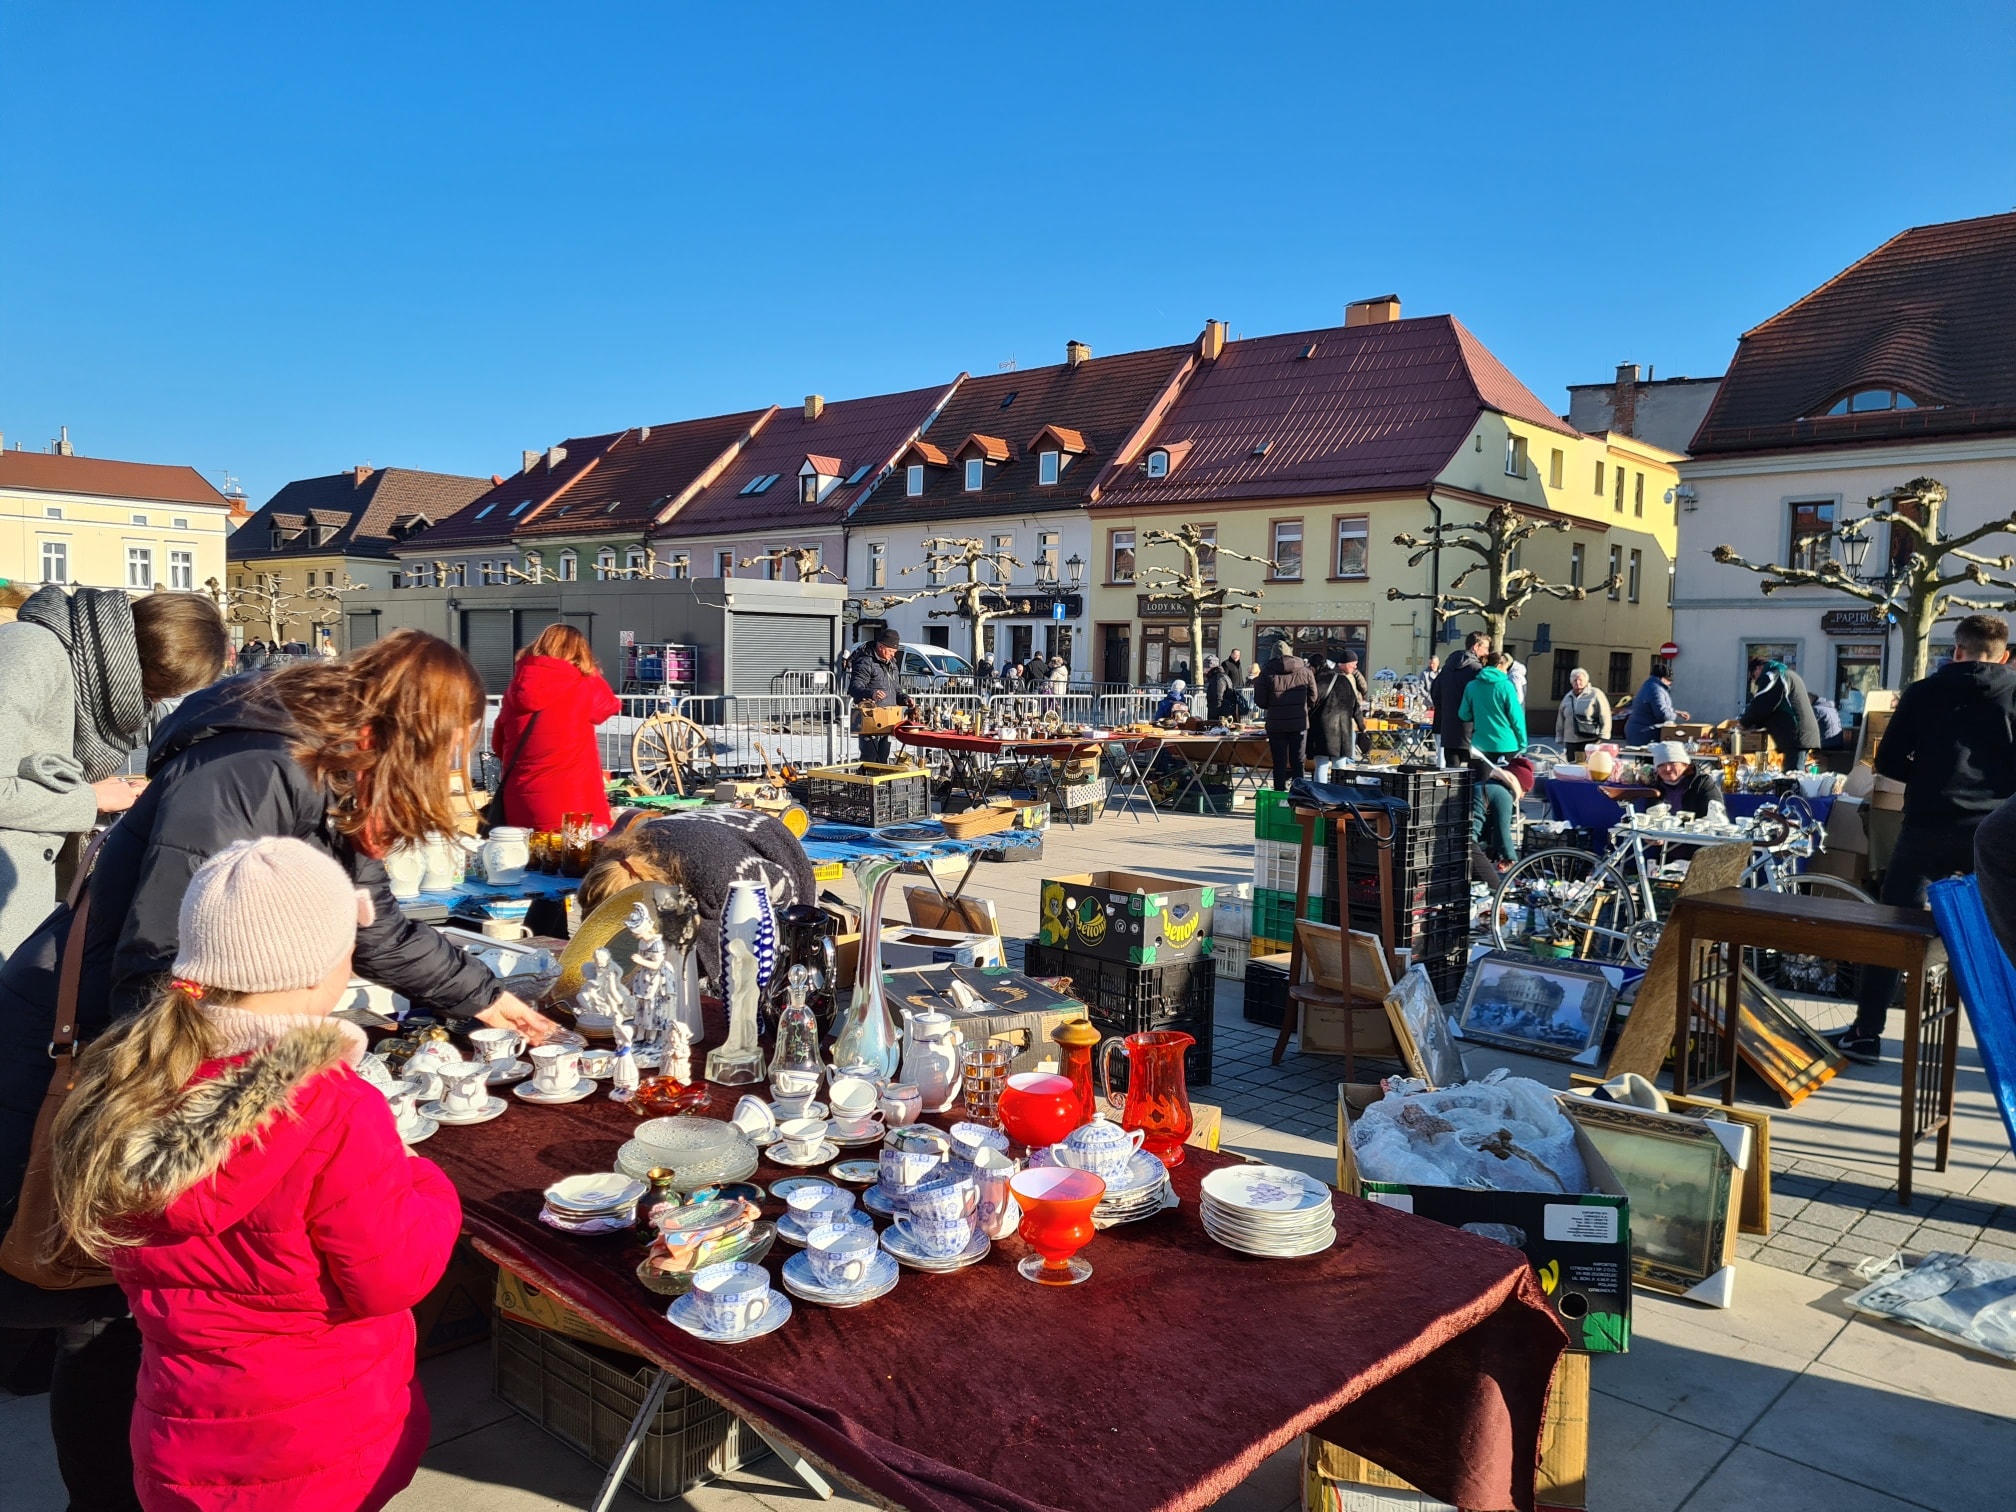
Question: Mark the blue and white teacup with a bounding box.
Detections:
[947,1121,1009,1169]
[895,1213,973,1259]
[690,1261,771,1334]
[785,1183,854,1228]
[805,1225,877,1288]
[879,1143,942,1192]
[1053,1119,1146,1181]
[903,1172,978,1223]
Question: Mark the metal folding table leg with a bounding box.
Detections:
[748,1421,835,1499]
[1102,739,1161,823]
[590,1368,673,1512]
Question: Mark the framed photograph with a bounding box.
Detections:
[1565,1098,1741,1295]
[1453,950,1618,1062]
[1384,965,1466,1088]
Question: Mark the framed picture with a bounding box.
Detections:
[1453,950,1618,1062]
[1734,966,1845,1105]
[1384,965,1466,1088]
[1565,1098,1742,1295]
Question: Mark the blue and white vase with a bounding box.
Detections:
[719,880,779,993]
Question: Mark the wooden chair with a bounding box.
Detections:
[1276,920,1398,1081]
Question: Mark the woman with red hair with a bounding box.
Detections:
[491,624,621,831]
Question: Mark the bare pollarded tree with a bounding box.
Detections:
[1386,503,1617,648]
[1135,523,1276,681]
[868,536,1031,665]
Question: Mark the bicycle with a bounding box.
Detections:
[1490,798,1872,1030]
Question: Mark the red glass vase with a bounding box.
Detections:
[997,1072,1081,1150]
[1099,1030,1194,1166]
[1009,1166,1104,1285]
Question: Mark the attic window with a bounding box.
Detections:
[1039,450,1061,486]
[606,500,621,512]
[846,464,871,485]
[906,464,924,497]
[964,458,985,492]
[800,474,820,504]
[1250,440,1271,457]
[1823,388,1922,416]
[998,391,1017,410]
[739,474,780,496]
[474,503,497,519]
[1300,343,1318,360]
[508,499,532,516]
[1145,449,1170,479]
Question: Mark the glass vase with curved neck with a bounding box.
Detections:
[830,856,904,1079]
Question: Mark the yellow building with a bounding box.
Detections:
[228,465,490,647]
[1085,305,1680,716]
[1,443,232,599]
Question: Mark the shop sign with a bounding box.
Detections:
[1821,608,1886,635]
[1137,595,1221,620]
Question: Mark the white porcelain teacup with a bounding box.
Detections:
[895,1213,973,1259]
[690,1261,771,1334]
[1054,1119,1146,1181]
[770,1069,820,1118]
[805,1225,878,1288]
[970,1147,1022,1239]
[828,1075,879,1119]
[731,1095,777,1140]
[903,1172,977,1223]
[776,1117,829,1161]
[785,1183,854,1227]
[829,1110,883,1140]
[878,1082,922,1128]
[530,1044,583,1095]
[382,1078,424,1130]
[436,1059,491,1116]
[469,1027,524,1064]
[948,1121,1009,1168]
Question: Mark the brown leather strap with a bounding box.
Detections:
[51,829,110,1066]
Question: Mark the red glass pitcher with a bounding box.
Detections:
[1098,1030,1195,1166]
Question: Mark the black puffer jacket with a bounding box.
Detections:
[1875,659,2016,826]
[844,643,906,730]
[1254,653,1318,734]
[1740,664,1822,754]
[0,678,502,1221]
[1430,650,1484,746]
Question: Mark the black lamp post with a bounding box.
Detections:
[1066,553,1084,586]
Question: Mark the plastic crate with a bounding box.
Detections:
[1253,886,1340,943]
[1243,954,1292,1029]
[1023,941,1215,1028]
[1212,936,1250,981]
[1252,934,1292,958]
[1254,788,1330,846]
[492,1314,765,1502]
[799,763,931,827]
[1164,786,1235,815]
[1253,837,1330,898]
[1415,942,1471,1000]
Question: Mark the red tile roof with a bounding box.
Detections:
[1690,211,2016,456]
[954,433,1012,463]
[231,467,492,563]
[904,439,949,467]
[1092,315,1573,509]
[0,450,228,509]
[850,346,1192,527]
[803,453,845,478]
[1027,424,1087,454]
[410,430,626,551]
[661,382,957,540]
[514,408,773,541]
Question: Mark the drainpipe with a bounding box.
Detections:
[1425,488,1445,647]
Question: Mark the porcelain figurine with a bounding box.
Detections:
[705,938,765,1085]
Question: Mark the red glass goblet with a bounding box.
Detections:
[1008,1166,1104,1286]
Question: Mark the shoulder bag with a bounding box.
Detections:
[0,832,115,1291]
[480,710,540,831]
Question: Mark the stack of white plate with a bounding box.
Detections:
[540,1173,646,1235]
[1199,1165,1336,1258]
[615,1116,759,1190]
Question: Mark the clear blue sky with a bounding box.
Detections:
[4,1,2013,504]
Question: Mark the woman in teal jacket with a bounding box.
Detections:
[1457,653,1527,759]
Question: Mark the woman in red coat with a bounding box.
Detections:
[491,624,621,830]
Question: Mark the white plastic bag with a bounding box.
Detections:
[1350,1073,1589,1193]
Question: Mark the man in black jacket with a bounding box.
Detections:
[1742,658,1823,772]
[1254,637,1318,789]
[845,627,912,762]
[1431,631,1489,765]
[1838,614,2016,1063]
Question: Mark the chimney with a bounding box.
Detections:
[1611,363,1642,437]
[1065,340,1091,368]
[545,445,568,471]
[1344,295,1402,327]
[522,449,540,474]
[353,464,373,488]
[1198,320,1227,361]
[55,425,75,456]
[804,394,825,421]
[491,474,504,485]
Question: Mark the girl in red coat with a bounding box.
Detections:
[491,623,621,830]
[50,836,461,1512]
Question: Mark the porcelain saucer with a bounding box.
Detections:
[767,1140,841,1169]
[483,1059,532,1084]
[829,1120,887,1149]
[775,1208,876,1247]
[537,1207,635,1236]
[828,1159,881,1185]
[422,1096,507,1127]
[860,1183,909,1217]
[769,1176,833,1203]
[514,1078,598,1105]
[880,1227,990,1272]
[666,1288,793,1342]
[397,1115,438,1145]
[780,1249,900,1307]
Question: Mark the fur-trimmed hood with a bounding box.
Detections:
[121,1020,356,1237]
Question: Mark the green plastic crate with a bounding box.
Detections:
[1254,788,1330,846]
[1251,885,1340,942]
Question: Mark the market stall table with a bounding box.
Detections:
[1152,731,1273,812]
[427,1087,1565,1512]
[894,727,1110,825]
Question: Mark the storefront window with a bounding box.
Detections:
[1833,643,1884,725]
[1254,622,1368,667]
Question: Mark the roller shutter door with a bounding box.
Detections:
[345,611,380,650]
[728,614,830,695]
[462,610,515,694]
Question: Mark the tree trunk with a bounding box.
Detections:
[1898,583,1935,686]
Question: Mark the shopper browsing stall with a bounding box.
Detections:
[1470,753,1535,872]
[1622,663,1686,745]
[1740,657,1822,772]
[1648,740,1722,817]
[50,837,460,1512]
[1431,631,1489,763]
[1253,637,1318,789]
[490,623,621,831]
[1839,613,2016,1064]
[1554,667,1611,757]
[1458,651,1527,762]
[1306,656,1361,782]
[845,628,912,763]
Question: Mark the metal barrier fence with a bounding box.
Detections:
[986,692,1098,727]
[769,671,837,695]
[481,692,849,782]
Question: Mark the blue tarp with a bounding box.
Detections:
[1926,875,2016,1163]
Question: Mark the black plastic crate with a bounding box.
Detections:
[492,1315,764,1501]
[1023,941,1215,1026]
[800,764,931,827]
[1243,955,1291,1029]
[1418,942,1471,1000]
[1088,1004,1214,1087]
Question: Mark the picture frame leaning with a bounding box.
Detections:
[1453,949,1618,1062]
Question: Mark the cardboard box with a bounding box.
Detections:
[1870,774,1906,813]
[1338,1087,1633,1353]
[1824,793,1870,855]
[877,924,1006,970]
[1039,869,1216,965]
[882,964,1089,1075]
[1301,1352,1588,1511]
[414,1239,495,1359]
[1809,847,1867,885]
[495,1266,637,1355]
[1187,1101,1223,1153]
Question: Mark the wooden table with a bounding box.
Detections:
[1670,887,1957,1204]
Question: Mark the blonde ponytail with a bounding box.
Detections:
[48,986,228,1260]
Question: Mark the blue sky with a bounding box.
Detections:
[4,1,2013,504]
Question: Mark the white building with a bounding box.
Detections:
[1674,211,2016,726]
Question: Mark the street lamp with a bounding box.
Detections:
[1065,553,1084,586]
[1037,556,1057,586]
[1836,519,1873,576]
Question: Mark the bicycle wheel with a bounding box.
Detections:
[1491,848,1640,965]
[1751,872,1874,1032]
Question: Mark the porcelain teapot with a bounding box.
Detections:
[478,827,531,885]
[899,1008,963,1114]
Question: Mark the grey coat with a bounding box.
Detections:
[0,622,100,960]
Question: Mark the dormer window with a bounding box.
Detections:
[1145,450,1169,479]
[965,459,984,492]
[1823,388,1922,416]
[906,464,924,497]
[801,474,820,504]
[1038,450,1060,486]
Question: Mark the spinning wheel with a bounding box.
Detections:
[630,712,718,796]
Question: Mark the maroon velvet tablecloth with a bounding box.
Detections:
[427,1089,1564,1512]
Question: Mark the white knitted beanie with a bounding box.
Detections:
[172,837,374,993]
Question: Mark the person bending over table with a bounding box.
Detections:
[845,627,913,763]
[1838,613,2016,1065]
[1254,637,1317,789]
[1649,740,1722,817]
[1623,661,1686,746]
[1470,754,1535,875]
